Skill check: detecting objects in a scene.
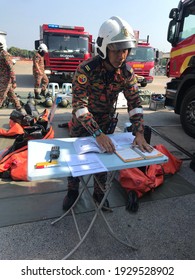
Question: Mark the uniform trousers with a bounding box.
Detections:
[33,73,49,94]
[0,82,21,109]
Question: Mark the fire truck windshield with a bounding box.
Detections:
[127,46,154,62]
[44,34,89,55]
[178,10,195,41]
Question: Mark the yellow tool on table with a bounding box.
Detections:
[35,145,60,169]
[35,160,59,169]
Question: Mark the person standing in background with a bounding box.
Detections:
[32,43,49,100]
[0,41,22,111]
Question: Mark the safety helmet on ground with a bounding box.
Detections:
[45,97,53,107]
[38,43,48,53]
[96,16,136,59]
[44,92,53,107]
[59,98,69,107]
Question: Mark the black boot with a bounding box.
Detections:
[126,190,139,212]
[35,93,42,100]
[62,190,79,211]
[190,153,195,171]
[40,90,46,97]
[93,192,112,212]
[16,107,26,115]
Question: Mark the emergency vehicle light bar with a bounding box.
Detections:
[47,24,84,32]
[138,39,147,43]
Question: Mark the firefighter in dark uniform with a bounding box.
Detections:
[63,16,153,211]
[32,43,49,99]
[0,41,22,110]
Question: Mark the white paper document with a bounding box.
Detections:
[115,147,143,162]
[73,136,121,154]
[65,153,108,177]
[115,145,164,162]
[109,132,135,146]
[73,133,134,155]
[73,137,105,154]
[133,145,164,159]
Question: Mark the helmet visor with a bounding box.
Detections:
[108,41,135,51]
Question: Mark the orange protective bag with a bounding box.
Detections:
[0,109,54,181]
[119,167,158,198]
[0,125,54,181]
[152,144,182,174]
[0,108,50,137]
[0,120,25,136]
[119,144,182,198]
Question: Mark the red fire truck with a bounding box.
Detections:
[126,31,159,87]
[35,24,94,82]
[165,0,195,138]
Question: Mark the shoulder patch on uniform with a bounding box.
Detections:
[85,65,91,72]
[126,63,133,73]
[82,56,101,72]
[77,74,87,84]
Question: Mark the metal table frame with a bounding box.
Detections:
[28,135,168,259]
[51,171,138,259]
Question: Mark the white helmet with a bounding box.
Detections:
[38,43,48,53]
[96,16,136,59]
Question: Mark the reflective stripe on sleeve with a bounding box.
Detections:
[75,107,89,118]
[129,108,143,117]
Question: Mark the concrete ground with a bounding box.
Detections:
[0,61,194,260]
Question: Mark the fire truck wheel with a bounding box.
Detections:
[180,86,195,139]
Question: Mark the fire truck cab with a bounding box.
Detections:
[165,0,195,138]
[126,32,159,87]
[35,24,94,82]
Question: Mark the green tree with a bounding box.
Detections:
[8,47,35,59]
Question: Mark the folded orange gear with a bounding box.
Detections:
[119,144,182,198]
[0,120,25,136]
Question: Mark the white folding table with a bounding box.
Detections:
[28,134,168,259]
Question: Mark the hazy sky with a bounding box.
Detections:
[1,0,179,52]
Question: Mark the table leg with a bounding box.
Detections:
[51,175,92,225]
[93,171,137,251]
[52,172,137,260]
